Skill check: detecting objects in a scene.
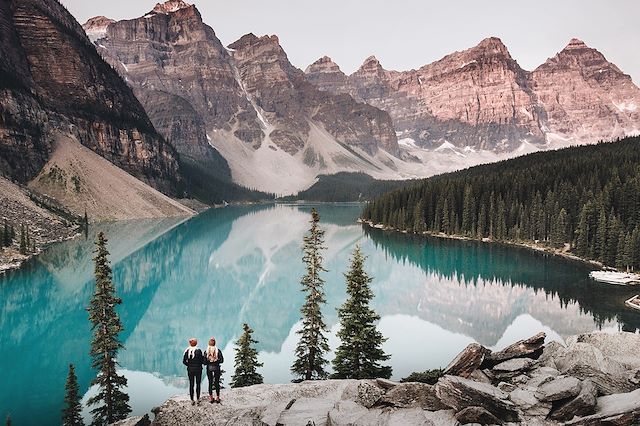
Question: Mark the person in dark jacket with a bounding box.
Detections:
[204,337,224,403]
[182,338,205,405]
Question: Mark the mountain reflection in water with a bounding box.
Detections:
[1,204,638,425]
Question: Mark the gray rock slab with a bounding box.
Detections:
[534,377,582,402]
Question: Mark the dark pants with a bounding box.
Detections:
[188,369,202,401]
[207,367,221,397]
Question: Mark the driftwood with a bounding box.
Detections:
[443,343,491,378]
[482,332,546,368]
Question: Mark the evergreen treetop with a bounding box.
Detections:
[87,232,131,425]
[230,323,264,388]
[291,208,330,380]
[332,245,392,379]
[62,364,84,426]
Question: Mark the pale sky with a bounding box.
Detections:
[62,0,640,84]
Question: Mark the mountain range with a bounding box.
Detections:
[83,0,639,195]
[1,0,639,219]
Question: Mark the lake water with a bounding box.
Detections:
[1,204,639,425]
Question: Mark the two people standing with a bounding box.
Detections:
[182,337,224,405]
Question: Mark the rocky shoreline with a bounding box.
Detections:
[0,177,81,274]
[116,331,640,425]
[360,220,605,271]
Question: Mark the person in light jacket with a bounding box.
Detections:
[204,337,224,403]
[182,338,205,405]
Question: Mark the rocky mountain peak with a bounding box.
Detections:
[353,55,386,79]
[359,55,383,69]
[304,56,343,74]
[228,33,280,51]
[475,36,510,54]
[151,0,191,15]
[565,38,588,50]
[82,15,115,41]
[536,38,627,80]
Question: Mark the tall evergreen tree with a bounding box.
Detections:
[62,364,84,426]
[291,208,330,380]
[332,245,392,379]
[87,232,131,425]
[230,323,263,388]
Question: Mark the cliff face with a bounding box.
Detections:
[531,38,640,143]
[88,1,399,194]
[306,37,640,151]
[92,3,262,181]
[0,0,181,195]
[228,33,398,156]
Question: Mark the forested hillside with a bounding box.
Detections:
[362,137,640,270]
[280,173,412,202]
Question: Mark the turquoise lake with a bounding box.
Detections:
[1,204,639,425]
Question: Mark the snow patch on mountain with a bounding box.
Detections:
[398,138,418,148]
[612,101,637,112]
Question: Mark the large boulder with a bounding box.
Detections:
[275,397,335,426]
[435,375,520,422]
[378,382,448,410]
[553,342,627,376]
[509,387,552,417]
[355,381,384,408]
[443,343,491,378]
[493,358,535,373]
[534,377,582,402]
[493,358,535,380]
[565,363,636,395]
[483,332,546,367]
[549,379,598,421]
[327,400,369,426]
[564,389,640,426]
[537,341,564,368]
[454,406,502,425]
[567,332,640,370]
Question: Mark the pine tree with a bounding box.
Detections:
[595,209,608,262]
[230,323,264,388]
[616,230,627,270]
[332,245,392,379]
[19,223,26,255]
[62,364,84,426]
[291,208,330,381]
[87,232,131,425]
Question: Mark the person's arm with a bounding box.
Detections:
[182,350,188,366]
[218,349,224,364]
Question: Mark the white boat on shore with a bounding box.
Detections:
[589,270,640,286]
[625,295,640,310]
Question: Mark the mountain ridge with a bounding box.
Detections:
[306,36,640,151]
[81,1,639,195]
[87,2,404,194]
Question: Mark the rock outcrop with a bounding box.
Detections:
[531,38,640,145]
[85,1,401,194]
[0,0,181,196]
[305,38,640,152]
[124,331,640,425]
[0,176,79,273]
